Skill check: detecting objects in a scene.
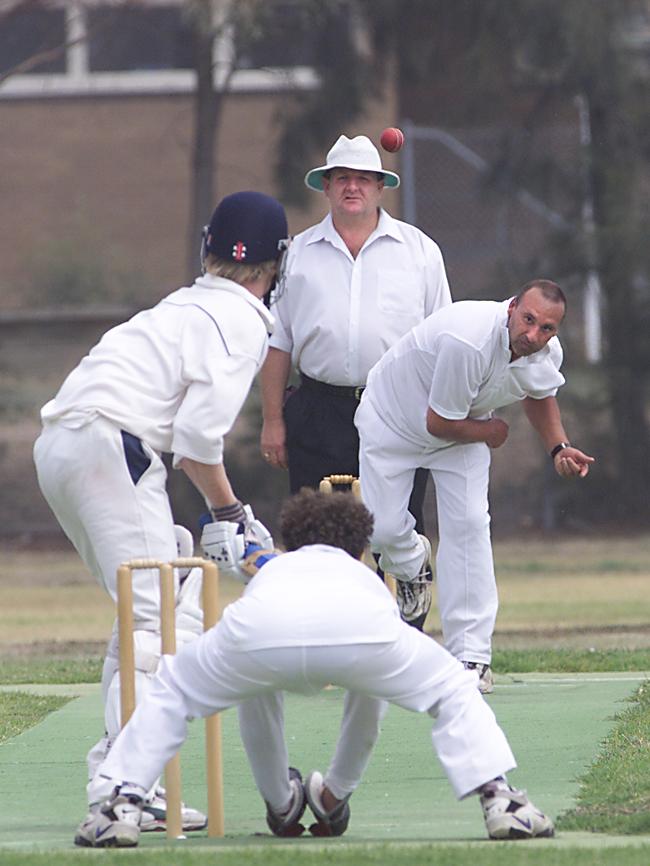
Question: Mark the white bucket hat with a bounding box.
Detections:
[304,134,400,191]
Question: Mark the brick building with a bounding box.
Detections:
[0,0,399,307]
[0,0,401,540]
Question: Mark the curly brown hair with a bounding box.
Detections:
[279,488,374,559]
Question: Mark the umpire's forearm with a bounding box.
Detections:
[260,347,292,421]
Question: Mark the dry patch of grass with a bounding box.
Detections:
[489,533,650,647]
[0,548,245,649]
[492,532,650,573]
[0,584,114,645]
[2,536,649,652]
[494,573,650,630]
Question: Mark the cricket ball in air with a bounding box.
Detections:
[380,127,405,153]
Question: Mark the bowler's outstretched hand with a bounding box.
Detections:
[553,447,595,478]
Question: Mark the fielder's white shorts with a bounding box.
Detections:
[356,398,498,664]
[93,617,515,813]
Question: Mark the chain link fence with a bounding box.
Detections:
[399,121,605,532]
[400,120,579,300]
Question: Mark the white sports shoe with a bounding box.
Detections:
[265,767,307,837]
[74,788,143,848]
[304,770,351,837]
[140,785,207,832]
[395,535,433,631]
[462,661,494,694]
[480,780,554,839]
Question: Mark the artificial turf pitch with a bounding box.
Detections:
[0,672,647,852]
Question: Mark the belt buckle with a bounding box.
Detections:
[354,386,364,401]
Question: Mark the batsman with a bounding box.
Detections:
[33,190,289,836]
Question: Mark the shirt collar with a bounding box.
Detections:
[306,209,404,250]
[499,299,511,356]
[296,543,350,556]
[373,208,404,242]
[194,274,275,334]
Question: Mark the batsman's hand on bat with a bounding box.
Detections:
[200,503,279,582]
[553,446,595,478]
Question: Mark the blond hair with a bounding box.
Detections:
[204,254,276,284]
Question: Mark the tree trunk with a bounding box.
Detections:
[186,14,222,282]
[588,97,650,519]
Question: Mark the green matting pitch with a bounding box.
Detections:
[0,672,647,851]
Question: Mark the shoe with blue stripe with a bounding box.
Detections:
[480,780,554,839]
[74,786,143,848]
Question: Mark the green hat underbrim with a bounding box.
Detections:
[304,167,400,192]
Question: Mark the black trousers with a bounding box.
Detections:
[284,379,428,535]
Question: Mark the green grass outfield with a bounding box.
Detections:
[1,672,649,864]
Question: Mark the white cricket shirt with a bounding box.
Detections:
[41,276,274,464]
[270,209,451,386]
[219,545,401,649]
[363,298,566,449]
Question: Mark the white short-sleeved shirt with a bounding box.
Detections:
[40,276,274,464]
[363,298,565,449]
[270,209,451,386]
[219,545,401,650]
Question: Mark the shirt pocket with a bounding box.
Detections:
[377,268,425,317]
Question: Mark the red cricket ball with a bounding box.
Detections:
[380,127,405,153]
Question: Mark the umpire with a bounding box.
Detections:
[259,133,452,629]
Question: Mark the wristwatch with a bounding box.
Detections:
[550,442,570,459]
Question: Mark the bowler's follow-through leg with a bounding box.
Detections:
[320,474,434,628]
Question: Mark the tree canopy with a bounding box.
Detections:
[274,0,650,523]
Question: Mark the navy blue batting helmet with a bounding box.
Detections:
[202,191,288,266]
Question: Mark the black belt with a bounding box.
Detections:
[299,373,365,401]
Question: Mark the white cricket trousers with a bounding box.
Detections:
[356,398,498,664]
[34,416,181,790]
[92,618,516,814]
[33,417,178,621]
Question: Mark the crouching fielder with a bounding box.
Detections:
[76,490,553,847]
